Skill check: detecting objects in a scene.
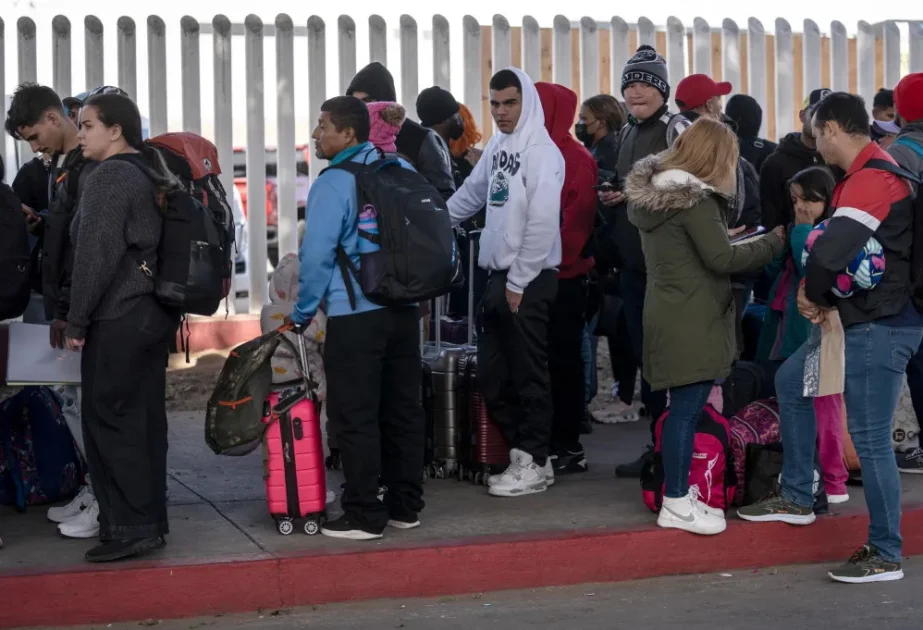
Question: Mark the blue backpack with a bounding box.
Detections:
[0,387,83,512]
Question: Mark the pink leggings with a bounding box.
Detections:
[815,393,848,496]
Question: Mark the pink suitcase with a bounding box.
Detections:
[261,329,327,535]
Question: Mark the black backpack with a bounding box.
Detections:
[862,150,923,311]
[0,177,31,321]
[324,154,462,309]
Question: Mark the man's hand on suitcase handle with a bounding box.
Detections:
[281,314,307,336]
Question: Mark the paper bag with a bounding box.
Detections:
[803,310,845,397]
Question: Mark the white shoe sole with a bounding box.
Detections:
[58,526,100,539]
[320,528,383,541]
[827,494,850,504]
[828,569,904,584]
[488,482,548,497]
[898,468,923,474]
[656,514,727,536]
[737,511,816,525]
[387,520,421,530]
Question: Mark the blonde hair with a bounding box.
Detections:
[659,117,739,194]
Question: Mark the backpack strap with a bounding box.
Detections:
[895,136,923,160]
[862,158,923,186]
[664,113,692,146]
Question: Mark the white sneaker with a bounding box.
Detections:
[326,490,336,504]
[488,449,548,497]
[593,400,640,424]
[828,493,850,504]
[47,485,94,524]
[58,499,100,539]
[657,489,726,535]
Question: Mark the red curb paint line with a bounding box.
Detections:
[2,507,922,628]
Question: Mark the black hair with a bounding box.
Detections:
[83,92,145,150]
[788,166,836,220]
[873,88,894,110]
[582,94,625,133]
[811,92,870,137]
[4,83,65,140]
[321,96,371,143]
[489,70,522,93]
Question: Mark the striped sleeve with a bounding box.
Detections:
[803,170,890,306]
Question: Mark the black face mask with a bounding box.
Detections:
[574,122,593,148]
[448,116,464,140]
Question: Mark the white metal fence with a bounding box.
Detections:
[2,14,922,313]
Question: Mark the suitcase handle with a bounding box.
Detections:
[276,322,319,397]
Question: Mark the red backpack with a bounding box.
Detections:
[641,405,736,513]
[727,399,781,506]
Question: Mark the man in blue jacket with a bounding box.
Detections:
[291,96,425,541]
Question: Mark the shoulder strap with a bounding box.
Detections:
[895,136,923,160]
[862,158,923,186]
[664,113,692,147]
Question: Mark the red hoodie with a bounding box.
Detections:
[535,82,598,279]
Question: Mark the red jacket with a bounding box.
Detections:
[535,82,598,279]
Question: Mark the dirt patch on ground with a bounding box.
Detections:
[165,353,228,413]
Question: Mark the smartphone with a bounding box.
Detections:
[730,225,767,244]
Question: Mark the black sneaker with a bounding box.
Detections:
[85,536,166,563]
[737,493,816,525]
[828,545,904,584]
[321,515,384,541]
[897,448,923,474]
[387,509,421,530]
[615,445,653,478]
[550,448,589,474]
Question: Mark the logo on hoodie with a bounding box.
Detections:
[487,149,521,208]
[488,172,510,207]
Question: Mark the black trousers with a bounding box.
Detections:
[608,309,638,405]
[324,307,425,529]
[477,270,557,463]
[619,270,667,441]
[81,297,172,540]
[550,276,588,452]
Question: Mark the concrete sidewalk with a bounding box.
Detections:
[2,412,923,628]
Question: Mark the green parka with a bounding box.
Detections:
[625,156,784,391]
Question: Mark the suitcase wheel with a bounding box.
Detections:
[277,518,294,536]
[304,519,320,536]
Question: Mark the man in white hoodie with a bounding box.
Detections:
[448,67,564,497]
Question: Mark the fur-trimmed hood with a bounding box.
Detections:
[625,155,726,232]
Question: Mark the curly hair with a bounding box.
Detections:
[448,103,482,158]
[4,83,65,140]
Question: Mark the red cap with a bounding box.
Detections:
[895,73,923,123]
[674,74,733,111]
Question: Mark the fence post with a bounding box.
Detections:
[52,16,71,97]
[147,17,167,136]
[338,15,357,96]
[180,16,202,135]
[522,16,541,83]
[244,14,268,312]
[721,19,740,99]
[307,16,327,180]
[552,15,571,88]
[117,17,137,98]
[856,21,875,110]
[692,18,711,75]
[462,16,482,132]
[830,21,849,92]
[275,14,298,262]
[910,21,923,74]
[665,17,685,87]
[882,20,900,89]
[775,19,794,137]
[212,14,234,312]
[579,17,600,100]
[610,17,629,95]
[18,17,37,84]
[84,16,104,90]
[432,15,450,89]
[369,15,387,65]
[400,15,419,121]
[747,18,767,138]
[802,20,821,97]
[637,17,655,49]
[493,15,512,73]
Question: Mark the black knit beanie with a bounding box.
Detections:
[621,45,670,101]
[346,62,397,102]
[416,86,460,127]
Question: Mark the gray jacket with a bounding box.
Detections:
[889,121,923,189]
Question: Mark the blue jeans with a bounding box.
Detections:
[582,316,599,406]
[905,337,923,429]
[662,381,714,498]
[776,322,923,562]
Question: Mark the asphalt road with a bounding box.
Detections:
[56,559,923,630]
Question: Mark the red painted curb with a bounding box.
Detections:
[2,504,922,628]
